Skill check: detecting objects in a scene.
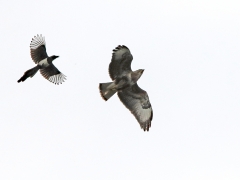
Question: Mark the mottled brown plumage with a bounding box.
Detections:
[99,45,153,131]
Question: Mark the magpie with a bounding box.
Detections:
[17,34,66,84]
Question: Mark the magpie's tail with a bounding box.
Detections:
[17,65,40,83]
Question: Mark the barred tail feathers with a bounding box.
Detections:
[99,82,117,101]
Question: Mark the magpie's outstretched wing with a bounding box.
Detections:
[40,64,66,85]
[30,34,48,64]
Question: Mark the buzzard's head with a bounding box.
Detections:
[51,55,59,61]
[131,69,144,83]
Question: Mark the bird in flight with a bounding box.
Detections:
[17,34,66,84]
[99,45,153,131]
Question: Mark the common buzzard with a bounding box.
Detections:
[99,45,153,131]
[17,34,66,84]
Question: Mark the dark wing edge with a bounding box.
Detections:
[30,34,48,64]
[109,45,133,80]
[40,64,66,85]
[118,84,153,131]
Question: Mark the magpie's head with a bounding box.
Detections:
[51,55,59,60]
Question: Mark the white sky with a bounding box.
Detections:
[1,0,240,179]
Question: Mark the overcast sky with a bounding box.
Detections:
[0,0,240,179]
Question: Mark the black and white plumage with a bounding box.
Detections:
[99,45,153,131]
[17,34,66,84]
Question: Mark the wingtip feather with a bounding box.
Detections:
[112,45,129,53]
[141,110,153,131]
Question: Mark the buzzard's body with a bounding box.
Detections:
[17,34,66,84]
[99,45,153,131]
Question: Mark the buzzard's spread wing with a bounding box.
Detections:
[30,34,48,64]
[40,64,66,85]
[118,84,153,131]
[109,45,133,80]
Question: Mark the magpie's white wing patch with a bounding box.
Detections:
[40,64,66,85]
[38,58,49,67]
[30,34,48,64]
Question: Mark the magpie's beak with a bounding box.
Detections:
[56,56,59,58]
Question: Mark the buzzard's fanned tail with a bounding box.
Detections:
[17,65,40,83]
[99,82,117,101]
